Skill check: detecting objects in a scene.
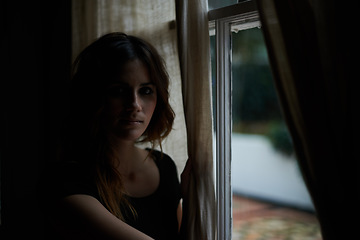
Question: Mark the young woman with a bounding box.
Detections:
[41,32,188,240]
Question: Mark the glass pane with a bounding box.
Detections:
[208,0,238,10]
[231,27,322,239]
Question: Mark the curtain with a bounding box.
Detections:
[72,0,188,173]
[176,0,216,239]
[256,0,358,239]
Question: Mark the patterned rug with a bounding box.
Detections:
[233,217,322,240]
[233,195,322,240]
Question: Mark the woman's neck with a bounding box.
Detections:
[112,139,148,177]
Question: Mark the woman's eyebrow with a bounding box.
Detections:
[140,82,155,86]
[108,82,154,88]
[108,82,127,87]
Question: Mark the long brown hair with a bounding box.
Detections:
[59,32,175,219]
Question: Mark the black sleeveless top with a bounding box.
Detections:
[40,149,181,240]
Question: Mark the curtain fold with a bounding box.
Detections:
[72,0,188,173]
[176,0,216,239]
[256,0,358,239]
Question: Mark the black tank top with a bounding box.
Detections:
[39,149,181,240]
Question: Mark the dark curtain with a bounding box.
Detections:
[256,0,359,239]
[1,0,71,238]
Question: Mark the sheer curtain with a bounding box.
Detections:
[256,0,358,239]
[72,0,188,172]
[176,0,216,239]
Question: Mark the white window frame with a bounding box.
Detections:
[208,1,260,239]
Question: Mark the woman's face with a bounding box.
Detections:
[103,59,157,141]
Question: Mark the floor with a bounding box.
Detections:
[232,195,323,240]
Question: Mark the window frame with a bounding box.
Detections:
[208,1,260,239]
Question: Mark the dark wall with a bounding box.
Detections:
[1,0,71,238]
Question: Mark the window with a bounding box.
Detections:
[209,1,321,239]
[208,0,237,10]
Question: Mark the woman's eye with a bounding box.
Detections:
[108,86,125,96]
[139,87,154,95]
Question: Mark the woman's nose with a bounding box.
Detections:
[126,92,142,112]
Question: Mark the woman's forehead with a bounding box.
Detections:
[110,59,153,85]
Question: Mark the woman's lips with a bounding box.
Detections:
[119,119,143,125]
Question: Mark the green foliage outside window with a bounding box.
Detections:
[231,28,294,156]
[210,27,294,156]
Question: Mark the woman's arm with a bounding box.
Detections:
[177,202,182,232]
[52,194,153,240]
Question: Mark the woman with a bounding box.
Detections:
[41,32,188,239]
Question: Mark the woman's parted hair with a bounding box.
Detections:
[63,32,175,219]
